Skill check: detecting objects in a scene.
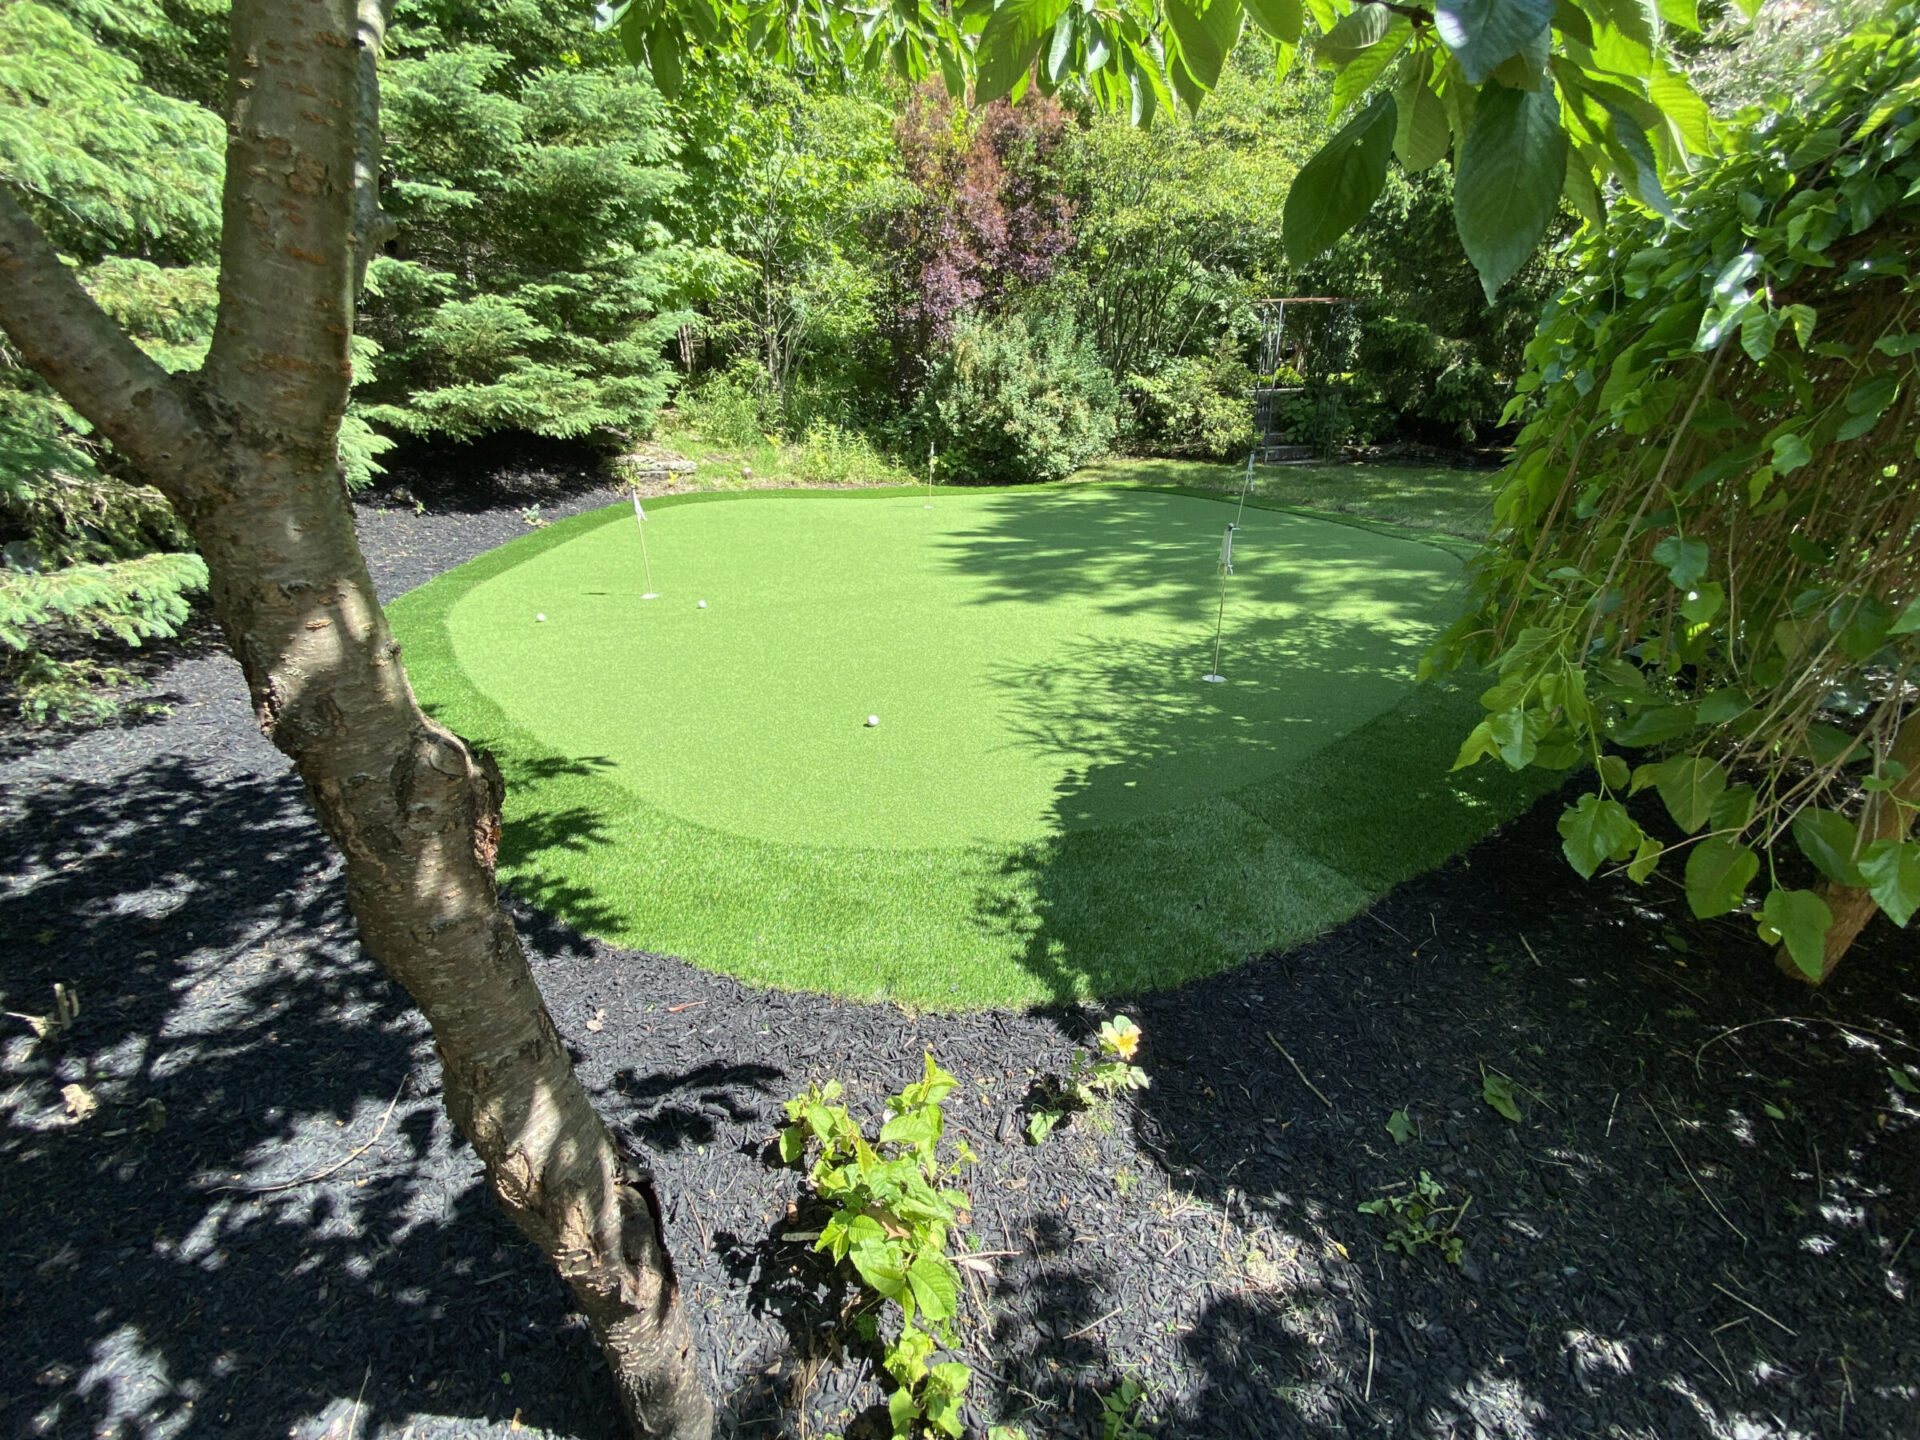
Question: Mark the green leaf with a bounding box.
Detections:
[851,1240,910,1301]
[977,0,1071,105]
[889,1389,922,1435]
[1680,581,1724,625]
[1244,0,1304,42]
[1684,835,1758,918]
[1315,1,1392,64]
[1394,52,1451,170]
[1792,807,1864,887]
[1651,534,1708,588]
[1709,783,1755,833]
[1557,791,1641,878]
[1330,16,1413,118]
[1627,834,1663,882]
[1648,64,1714,154]
[1889,1066,1920,1096]
[1771,431,1812,473]
[1758,887,1833,980]
[1608,703,1697,747]
[1454,82,1569,301]
[645,21,684,100]
[1891,599,1920,636]
[1859,840,1920,928]
[1434,0,1553,85]
[1597,753,1631,791]
[778,1125,806,1164]
[879,1106,939,1149]
[1385,1108,1417,1144]
[1282,90,1397,265]
[906,1251,960,1321]
[1654,755,1726,834]
[1482,1072,1522,1122]
[1165,0,1242,94]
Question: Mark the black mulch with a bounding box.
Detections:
[3,476,1917,1440]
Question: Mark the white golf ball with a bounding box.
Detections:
[535,613,547,622]
[866,714,879,727]
[697,600,707,609]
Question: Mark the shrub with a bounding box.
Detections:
[919,312,1120,484]
[1125,352,1256,461]
[793,421,898,485]
[673,357,774,449]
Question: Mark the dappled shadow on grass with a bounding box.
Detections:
[946,489,1547,1005]
[0,759,625,1440]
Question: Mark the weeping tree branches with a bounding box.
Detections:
[1433,3,1920,982]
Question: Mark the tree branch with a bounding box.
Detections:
[201,0,359,438]
[352,0,398,297]
[0,190,219,506]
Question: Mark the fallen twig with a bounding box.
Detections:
[1644,1099,1750,1246]
[1694,1015,1918,1078]
[667,1000,708,1013]
[1062,1304,1124,1341]
[1267,1033,1332,1110]
[1712,1281,1797,1336]
[218,1073,409,1195]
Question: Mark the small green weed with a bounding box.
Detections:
[1027,1016,1150,1145]
[780,1055,977,1438]
[1357,1172,1469,1265]
[1099,1377,1151,1440]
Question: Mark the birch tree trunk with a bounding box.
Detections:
[0,3,711,1434]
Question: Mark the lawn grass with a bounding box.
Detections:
[389,483,1552,1009]
[1078,456,1502,543]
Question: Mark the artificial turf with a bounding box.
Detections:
[387,484,1553,1007]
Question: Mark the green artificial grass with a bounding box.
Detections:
[388,484,1552,1008]
[1080,457,1501,542]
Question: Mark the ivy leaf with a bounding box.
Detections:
[1454,81,1568,301]
[1653,754,1726,834]
[1684,836,1759,918]
[1758,887,1833,980]
[1386,1108,1417,1144]
[1283,90,1397,265]
[1244,0,1304,43]
[1433,0,1552,85]
[1557,792,1641,878]
[976,0,1071,105]
[1792,808,1864,887]
[1651,535,1708,588]
[1481,1073,1522,1122]
[1859,840,1920,928]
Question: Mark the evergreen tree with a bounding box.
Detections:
[0,0,219,720]
[355,7,691,443]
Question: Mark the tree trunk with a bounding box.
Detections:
[1776,706,1920,984]
[0,4,711,1435]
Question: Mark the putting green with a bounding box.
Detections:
[389,485,1550,1007]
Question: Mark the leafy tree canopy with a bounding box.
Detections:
[609,0,1731,299]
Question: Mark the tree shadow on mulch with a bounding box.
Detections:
[370,432,616,515]
[992,786,1920,1438]
[0,759,634,1440]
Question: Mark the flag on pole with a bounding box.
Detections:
[631,489,658,597]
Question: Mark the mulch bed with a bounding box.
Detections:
[2,475,1917,1440]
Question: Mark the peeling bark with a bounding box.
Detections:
[0,2,710,1434]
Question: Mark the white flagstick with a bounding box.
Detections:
[926,441,935,508]
[632,490,658,598]
[1203,450,1258,683]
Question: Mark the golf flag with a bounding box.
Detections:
[631,488,658,598]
